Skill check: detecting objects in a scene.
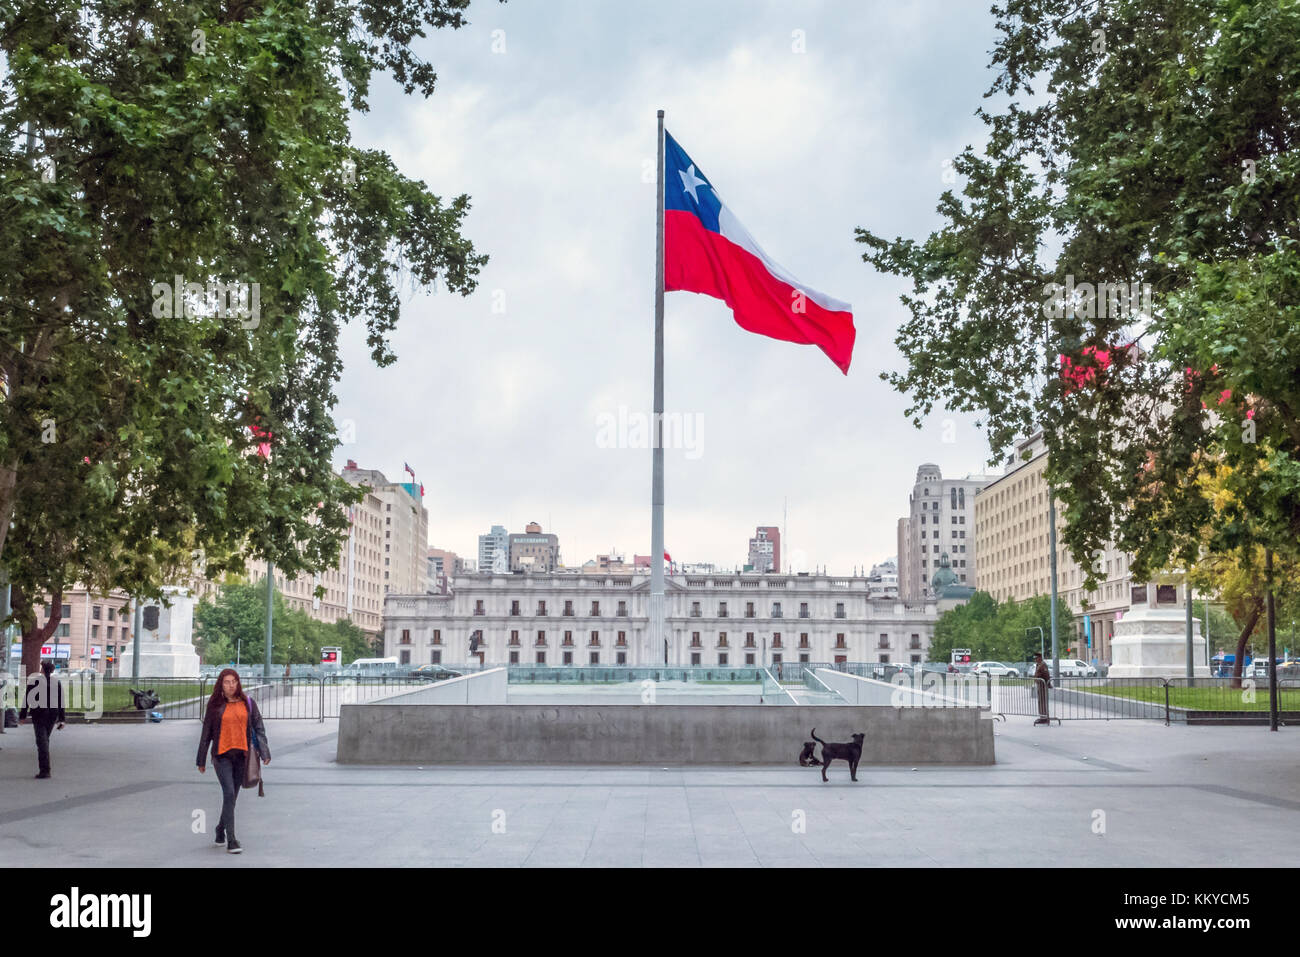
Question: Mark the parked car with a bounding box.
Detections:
[971,661,1021,678]
[1057,659,1099,677]
[410,664,463,682]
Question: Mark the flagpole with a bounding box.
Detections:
[649,109,666,666]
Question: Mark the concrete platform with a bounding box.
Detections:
[337,703,994,764]
[0,718,1297,867]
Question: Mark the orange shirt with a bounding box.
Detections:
[217,699,248,755]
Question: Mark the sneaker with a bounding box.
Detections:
[214,826,226,846]
[226,839,242,854]
[35,772,50,779]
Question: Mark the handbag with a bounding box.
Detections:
[243,703,265,796]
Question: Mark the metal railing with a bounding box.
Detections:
[760,668,797,704]
[63,675,427,722]
[801,667,846,702]
[504,665,767,684]
[56,671,1295,724]
[994,676,1300,723]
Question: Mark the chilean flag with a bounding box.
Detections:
[663,132,855,374]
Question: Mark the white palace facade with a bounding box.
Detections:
[382,572,939,668]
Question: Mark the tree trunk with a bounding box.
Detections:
[1230,602,1261,690]
[0,303,60,565]
[13,582,64,677]
[0,462,16,560]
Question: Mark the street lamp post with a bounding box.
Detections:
[1027,626,1045,657]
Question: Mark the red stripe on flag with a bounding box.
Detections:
[664,209,855,374]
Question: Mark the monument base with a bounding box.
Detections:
[1108,605,1211,679]
[118,643,201,679]
[119,586,201,680]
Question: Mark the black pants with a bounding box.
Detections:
[33,720,54,774]
[213,749,247,839]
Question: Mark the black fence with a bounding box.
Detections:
[57,675,425,722]
[995,676,1300,724]
[40,671,1300,725]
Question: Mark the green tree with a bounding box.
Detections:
[0,1,488,674]
[195,579,384,667]
[1188,545,1300,684]
[931,591,1073,664]
[194,580,274,666]
[857,0,1300,591]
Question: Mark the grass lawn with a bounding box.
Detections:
[48,679,210,714]
[1077,683,1300,711]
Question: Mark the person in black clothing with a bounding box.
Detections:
[1033,652,1052,726]
[18,661,66,778]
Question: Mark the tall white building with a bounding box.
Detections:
[248,472,389,640]
[897,464,994,600]
[478,525,509,574]
[340,462,429,598]
[383,571,938,668]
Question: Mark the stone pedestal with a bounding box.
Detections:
[119,587,201,679]
[1108,605,1211,678]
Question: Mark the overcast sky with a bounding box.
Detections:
[334,0,1006,574]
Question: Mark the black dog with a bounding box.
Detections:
[810,728,864,782]
[798,741,821,767]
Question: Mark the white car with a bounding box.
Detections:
[971,661,1021,678]
[1057,659,1098,677]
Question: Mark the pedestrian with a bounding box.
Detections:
[18,661,66,778]
[196,668,270,854]
[1033,652,1051,726]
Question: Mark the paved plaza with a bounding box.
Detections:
[1,716,1297,867]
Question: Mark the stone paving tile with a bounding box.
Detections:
[2,716,1299,866]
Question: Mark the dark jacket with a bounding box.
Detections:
[19,673,66,726]
[196,695,270,768]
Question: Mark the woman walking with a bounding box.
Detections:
[196,669,270,853]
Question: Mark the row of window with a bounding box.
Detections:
[495,599,631,617]
[400,629,924,650]
[918,514,968,525]
[476,599,886,619]
[409,649,928,667]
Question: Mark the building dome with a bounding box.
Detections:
[931,553,959,593]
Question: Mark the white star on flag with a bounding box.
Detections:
[678,164,707,205]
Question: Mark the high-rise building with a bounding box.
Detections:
[478,525,509,573]
[340,462,429,597]
[508,522,560,572]
[897,464,993,600]
[747,526,781,574]
[974,432,1131,662]
[248,474,388,640]
[896,517,913,600]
